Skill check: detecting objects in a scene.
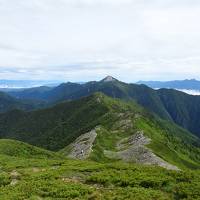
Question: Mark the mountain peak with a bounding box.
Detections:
[101,76,118,82]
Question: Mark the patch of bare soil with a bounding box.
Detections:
[10,170,21,185]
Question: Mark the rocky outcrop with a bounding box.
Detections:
[67,129,97,160]
[104,131,179,170]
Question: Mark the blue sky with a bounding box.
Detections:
[0,0,200,82]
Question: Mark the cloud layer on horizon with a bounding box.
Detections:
[0,0,200,81]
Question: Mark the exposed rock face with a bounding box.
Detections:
[67,129,97,160]
[101,76,117,82]
[104,131,179,171]
[114,112,134,130]
[65,127,179,170]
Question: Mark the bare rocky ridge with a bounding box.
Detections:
[101,76,117,82]
[104,131,179,170]
[67,129,97,160]
[65,127,179,170]
[113,112,135,131]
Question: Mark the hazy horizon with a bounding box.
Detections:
[0,77,200,83]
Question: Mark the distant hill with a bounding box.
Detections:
[8,82,83,102]
[137,79,200,91]
[0,93,109,151]
[8,86,52,101]
[0,79,61,89]
[8,77,172,119]
[5,76,200,138]
[0,93,199,169]
[0,91,46,113]
[0,139,61,159]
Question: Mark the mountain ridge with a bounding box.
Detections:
[0,92,199,169]
[3,76,200,138]
[0,92,199,199]
[137,79,200,90]
[0,91,46,113]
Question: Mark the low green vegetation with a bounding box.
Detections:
[0,139,62,159]
[0,153,199,200]
[89,126,130,162]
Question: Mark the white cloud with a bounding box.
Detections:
[176,89,200,96]
[0,0,200,81]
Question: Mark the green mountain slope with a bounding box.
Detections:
[0,139,61,159]
[8,76,200,138]
[8,86,52,101]
[0,91,45,113]
[48,78,172,121]
[8,82,82,102]
[50,78,200,138]
[157,88,200,137]
[0,93,109,151]
[0,93,199,169]
[6,77,173,121]
[0,91,31,113]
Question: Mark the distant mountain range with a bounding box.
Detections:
[0,76,200,139]
[0,91,46,113]
[137,79,200,95]
[0,80,61,89]
[1,78,200,96]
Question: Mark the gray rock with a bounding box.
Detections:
[67,129,97,160]
[104,131,179,171]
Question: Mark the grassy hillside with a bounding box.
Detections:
[135,116,200,169]
[0,139,62,159]
[87,105,200,169]
[158,88,200,137]
[0,154,199,199]
[0,92,199,169]
[0,93,109,151]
